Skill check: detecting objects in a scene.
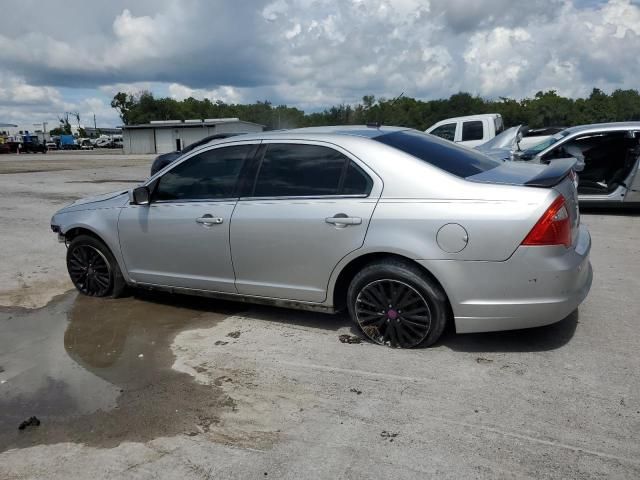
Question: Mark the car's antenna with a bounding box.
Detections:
[368,92,404,128]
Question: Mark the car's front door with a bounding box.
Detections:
[118,143,258,292]
[230,141,381,303]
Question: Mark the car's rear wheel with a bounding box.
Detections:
[347,259,448,348]
[66,235,126,297]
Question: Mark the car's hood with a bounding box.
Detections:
[57,190,129,214]
[71,190,127,207]
[475,125,524,159]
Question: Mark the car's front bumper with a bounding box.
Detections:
[419,225,593,334]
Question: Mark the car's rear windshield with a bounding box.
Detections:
[374,130,500,178]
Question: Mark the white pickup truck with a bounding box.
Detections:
[426,114,504,148]
[426,113,552,150]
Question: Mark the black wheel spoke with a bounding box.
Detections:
[360,316,386,327]
[400,319,426,336]
[386,321,399,347]
[67,244,112,296]
[394,288,415,309]
[401,307,429,317]
[355,279,432,348]
[367,286,388,309]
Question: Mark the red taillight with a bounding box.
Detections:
[522,195,572,248]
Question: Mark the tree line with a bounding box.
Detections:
[111,88,640,131]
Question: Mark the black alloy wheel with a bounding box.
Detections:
[67,244,113,296]
[355,279,432,348]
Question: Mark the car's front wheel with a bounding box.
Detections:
[66,235,126,297]
[347,259,449,348]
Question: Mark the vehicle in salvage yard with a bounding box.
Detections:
[480,122,640,206]
[51,126,592,348]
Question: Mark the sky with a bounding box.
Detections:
[0,0,639,128]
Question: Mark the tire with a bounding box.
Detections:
[66,235,126,298]
[347,259,449,348]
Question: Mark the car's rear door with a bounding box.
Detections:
[118,142,259,292]
[230,141,381,303]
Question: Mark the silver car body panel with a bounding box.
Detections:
[51,126,592,334]
[230,139,383,303]
[118,200,238,292]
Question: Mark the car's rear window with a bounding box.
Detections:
[374,130,500,178]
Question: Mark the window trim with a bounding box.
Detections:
[146,141,262,204]
[241,140,375,200]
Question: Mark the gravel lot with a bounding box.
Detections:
[0,151,639,479]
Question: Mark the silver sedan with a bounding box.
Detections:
[51,126,592,348]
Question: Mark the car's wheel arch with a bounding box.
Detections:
[329,250,452,314]
[63,225,130,283]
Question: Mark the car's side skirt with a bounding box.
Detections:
[133,281,338,314]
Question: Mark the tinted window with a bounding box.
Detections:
[342,161,373,195]
[154,145,251,201]
[253,144,346,197]
[430,123,456,141]
[462,121,484,141]
[374,130,499,178]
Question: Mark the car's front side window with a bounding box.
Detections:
[430,123,457,141]
[252,144,353,197]
[153,144,252,201]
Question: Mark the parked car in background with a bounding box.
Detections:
[79,139,94,150]
[52,126,591,349]
[46,141,58,150]
[150,133,242,175]
[426,114,504,147]
[6,139,47,153]
[94,136,112,148]
[427,114,553,150]
[515,122,640,206]
[112,137,123,149]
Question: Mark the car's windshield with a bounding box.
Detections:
[522,130,570,156]
[375,129,500,178]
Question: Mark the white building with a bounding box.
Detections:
[122,118,264,154]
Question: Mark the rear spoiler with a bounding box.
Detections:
[524,158,577,187]
[466,157,577,188]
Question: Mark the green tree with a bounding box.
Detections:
[112,88,640,131]
[111,92,136,124]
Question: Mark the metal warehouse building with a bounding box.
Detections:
[122,118,264,154]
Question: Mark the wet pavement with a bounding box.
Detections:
[0,291,245,452]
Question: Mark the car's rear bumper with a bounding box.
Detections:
[419,225,592,333]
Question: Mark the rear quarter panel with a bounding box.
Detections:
[337,138,555,262]
[364,195,550,261]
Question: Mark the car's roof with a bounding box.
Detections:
[430,113,501,124]
[208,125,411,144]
[563,121,640,135]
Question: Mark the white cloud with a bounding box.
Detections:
[0,74,119,127]
[168,84,246,104]
[0,0,639,119]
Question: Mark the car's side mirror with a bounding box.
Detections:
[130,186,151,205]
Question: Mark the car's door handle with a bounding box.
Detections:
[196,215,223,225]
[325,215,362,226]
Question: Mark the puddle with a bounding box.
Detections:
[0,291,245,452]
